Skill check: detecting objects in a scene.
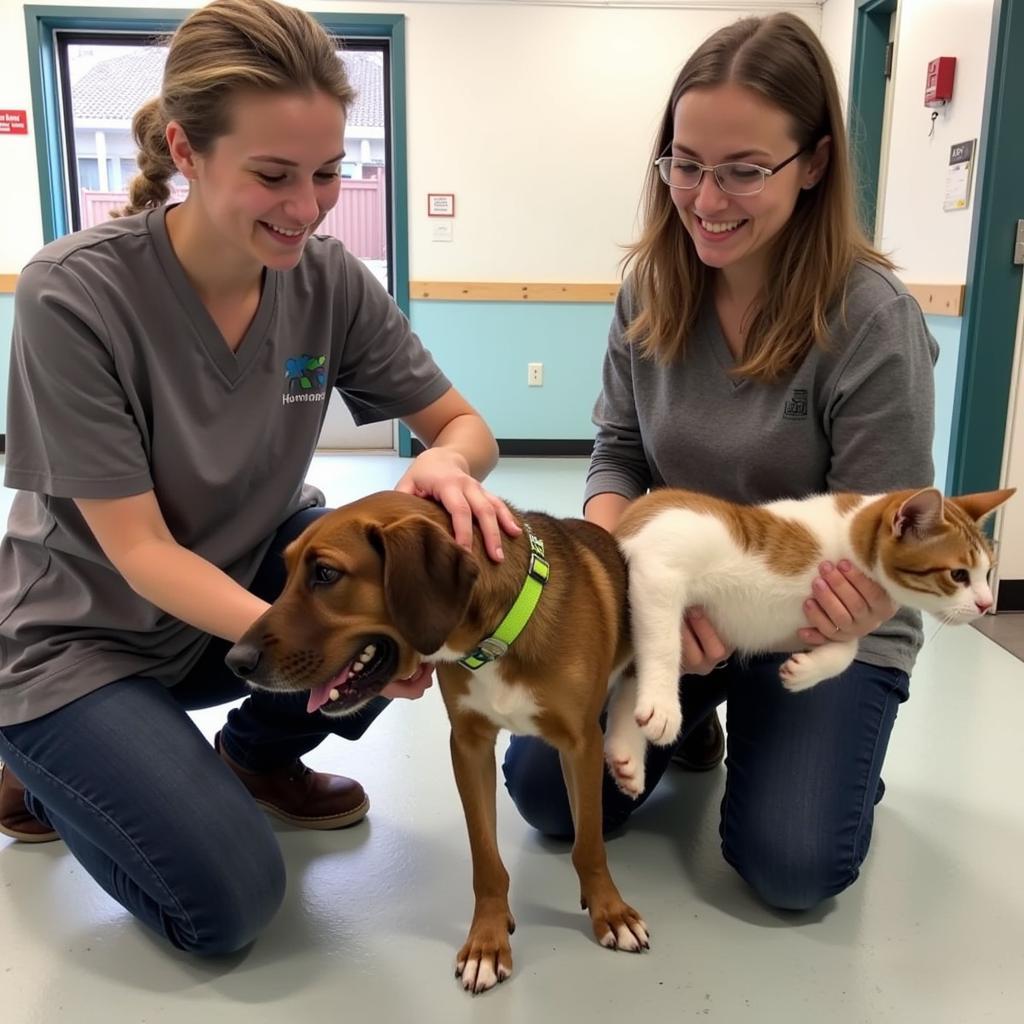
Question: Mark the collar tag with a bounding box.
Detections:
[477,636,509,660]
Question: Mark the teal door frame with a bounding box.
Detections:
[948,0,1024,495]
[847,0,897,238]
[23,4,415,453]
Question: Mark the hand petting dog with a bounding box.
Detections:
[395,446,520,562]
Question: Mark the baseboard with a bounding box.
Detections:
[0,435,589,465]
[998,579,1024,612]
[410,438,594,457]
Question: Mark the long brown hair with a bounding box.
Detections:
[115,0,355,218]
[624,12,892,379]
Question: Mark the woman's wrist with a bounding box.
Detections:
[584,492,632,533]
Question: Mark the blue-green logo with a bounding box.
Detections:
[285,354,327,392]
[283,354,328,406]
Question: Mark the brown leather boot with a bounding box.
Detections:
[671,709,725,772]
[0,762,60,843]
[215,732,369,829]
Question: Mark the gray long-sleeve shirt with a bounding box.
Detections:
[586,261,939,674]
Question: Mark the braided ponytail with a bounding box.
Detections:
[113,98,178,218]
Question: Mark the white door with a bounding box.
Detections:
[317,394,395,451]
[993,264,1024,605]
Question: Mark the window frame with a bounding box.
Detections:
[23,5,410,316]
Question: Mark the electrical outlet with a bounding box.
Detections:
[528,362,543,386]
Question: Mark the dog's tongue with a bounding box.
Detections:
[307,664,353,714]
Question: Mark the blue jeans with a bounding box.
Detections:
[0,507,389,955]
[503,655,909,911]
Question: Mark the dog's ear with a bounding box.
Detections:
[369,514,479,654]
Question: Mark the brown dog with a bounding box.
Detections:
[226,490,648,992]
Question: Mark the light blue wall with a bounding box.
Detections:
[410,301,963,489]
[1,292,962,486]
[409,300,611,439]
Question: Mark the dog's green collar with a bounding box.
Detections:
[458,522,550,671]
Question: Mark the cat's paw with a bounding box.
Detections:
[605,744,645,798]
[634,698,682,746]
[779,653,829,692]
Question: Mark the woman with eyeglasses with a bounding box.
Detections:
[504,13,938,911]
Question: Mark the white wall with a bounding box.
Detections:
[877,0,994,283]
[819,0,995,285]
[819,0,854,112]
[0,0,820,281]
[818,0,997,495]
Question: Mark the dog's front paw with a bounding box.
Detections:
[779,653,828,693]
[634,697,682,746]
[585,894,650,953]
[455,913,515,995]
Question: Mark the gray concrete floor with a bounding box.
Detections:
[3,455,1023,1023]
[973,610,1024,663]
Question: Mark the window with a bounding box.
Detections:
[76,157,99,190]
[56,33,393,293]
[116,158,139,190]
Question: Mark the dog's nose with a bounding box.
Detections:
[225,642,262,679]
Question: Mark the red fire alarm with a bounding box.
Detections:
[925,57,956,107]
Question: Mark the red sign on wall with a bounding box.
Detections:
[0,110,28,135]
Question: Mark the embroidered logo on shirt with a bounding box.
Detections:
[283,355,327,405]
[783,388,808,420]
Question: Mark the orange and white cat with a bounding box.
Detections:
[604,486,1014,797]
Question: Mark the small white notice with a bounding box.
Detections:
[943,139,976,212]
[427,193,455,217]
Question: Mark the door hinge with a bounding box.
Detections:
[884,41,894,78]
[1015,220,1024,266]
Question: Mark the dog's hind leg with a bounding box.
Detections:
[447,709,516,995]
[560,722,650,952]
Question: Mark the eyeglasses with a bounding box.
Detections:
[654,149,806,196]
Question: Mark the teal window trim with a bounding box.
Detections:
[24,7,188,242]
[24,6,415,454]
[847,0,897,238]
[948,0,1024,495]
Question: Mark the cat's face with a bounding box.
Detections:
[877,488,1015,623]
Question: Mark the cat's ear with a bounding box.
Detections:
[892,488,945,540]
[949,487,1016,524]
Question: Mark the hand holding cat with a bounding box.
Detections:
[680,607,736,675]
[800,561,897,646]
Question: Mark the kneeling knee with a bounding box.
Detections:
[724,838,859,912]
[502,744,574,839]
[505,777,575,839]
[175,838,287,956]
